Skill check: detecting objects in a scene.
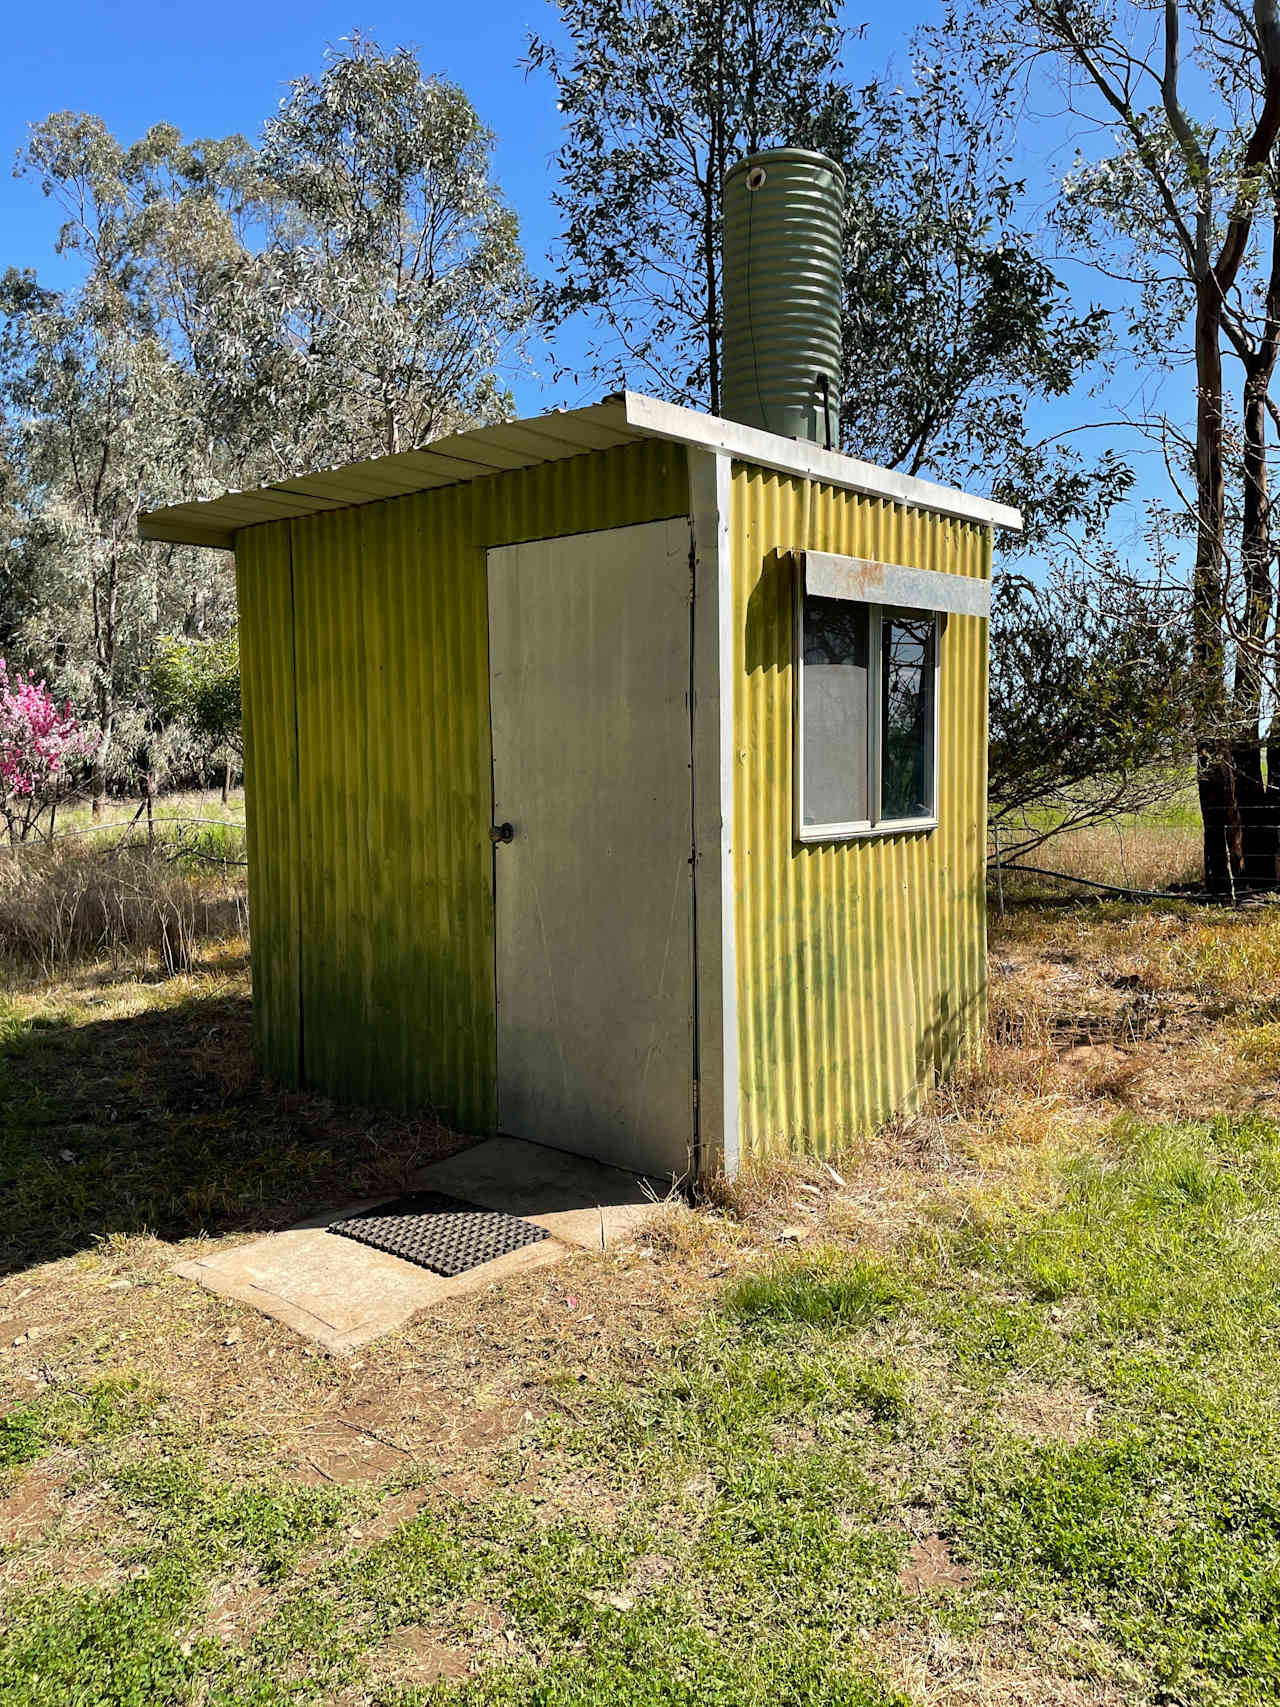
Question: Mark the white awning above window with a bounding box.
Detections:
[802,551,991,619]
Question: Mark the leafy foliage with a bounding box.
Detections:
[989,572,1197,855]
[199,35,532,470]
[530,1,1123,539]
[527,0,857,408]
[0,661,90,842]
[1,37,534,800]
[147,633,241,763]
[840,54,1123,536]
[964,0,1280,885]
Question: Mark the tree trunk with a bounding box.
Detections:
[1192,276,1240,891]
[1236,343,1280,885]
[1244,204,1280,885]
[222,755,231,806]
[91,723,112,822]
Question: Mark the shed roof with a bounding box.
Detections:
[138,390,1023,550]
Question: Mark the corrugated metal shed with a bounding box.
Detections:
[144,390,1020,1178]
[228,438,689,1130]
[730,464,990,1155]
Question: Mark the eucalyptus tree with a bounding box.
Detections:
[839,49,1123,543]
[2,39,535,804]
[965,0,1280,887]
[201,37,533,471]
[530,0,1119,542]
[0,116,238,814]
[526,0,859,409]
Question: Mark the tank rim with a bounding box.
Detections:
[723,147,845,187]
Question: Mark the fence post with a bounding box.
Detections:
[992,823,1005,919]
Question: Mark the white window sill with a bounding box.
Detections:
[796,818,938,844]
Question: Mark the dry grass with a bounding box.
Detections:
[48,786,245,839]
[5,893,1278,1479]
[996,815,1202,897]
[0,837,247,978]
[869,1619,1135,1707]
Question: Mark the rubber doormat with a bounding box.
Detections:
[327,1190,551,1277]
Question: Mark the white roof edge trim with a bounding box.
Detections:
[137,389,1023,551]
[804,552,992,618]
[620,393,1023,534]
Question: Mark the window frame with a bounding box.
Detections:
[793,582,942,844]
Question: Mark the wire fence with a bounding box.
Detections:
[987,825,1224,912]
[2,809,249,867]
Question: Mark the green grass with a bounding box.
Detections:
[6,1108,1280,1701]
[48,787,245,840]
[0,1378,156,1472]
[723,1250,909,1328]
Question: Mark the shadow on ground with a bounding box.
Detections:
[0,977,471,1279]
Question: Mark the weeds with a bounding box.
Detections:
[0,1378,155,1472]
[993,802,1202,898]
[724,1250,908,1329]
[3,889,1280,1702]
[0,837,246,977]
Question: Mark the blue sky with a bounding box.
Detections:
[5,0,937,418]
[5,0,1175,550]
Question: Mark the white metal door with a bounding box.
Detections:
[487,518,694,1178]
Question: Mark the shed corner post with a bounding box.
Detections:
[687,446,741,1183]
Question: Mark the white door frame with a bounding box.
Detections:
[687,447,740,1180]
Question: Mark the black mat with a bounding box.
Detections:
[327,1189,551,1277]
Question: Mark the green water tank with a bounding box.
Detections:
[721,148,845,447]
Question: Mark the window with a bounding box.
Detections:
[881,613,935,822]
[796,592,938,840]
[801,596,869,827]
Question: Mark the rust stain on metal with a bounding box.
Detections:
[812,554,887,600]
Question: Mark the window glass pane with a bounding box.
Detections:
[881,614,934,820]
[802,595,868,826]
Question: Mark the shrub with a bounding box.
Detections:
[0,661,91,843]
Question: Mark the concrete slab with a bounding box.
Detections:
[413,1137,672,1250]
[172,1136,671,1355]
[173,1222,565,1356]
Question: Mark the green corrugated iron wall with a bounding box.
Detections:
[234,438,688,1129]
[730,462,990,1158]
[234,522,301,1082]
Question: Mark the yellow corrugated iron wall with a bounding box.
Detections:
[234,438,687,1129]
[730,463,990,1158]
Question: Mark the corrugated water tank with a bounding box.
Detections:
[721,147,845,447]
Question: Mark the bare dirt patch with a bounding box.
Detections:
[896,1534,976,1596]
[0,1468,61,1544]
[289,1378,536,1488]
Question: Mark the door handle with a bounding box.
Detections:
[490,822,515,844]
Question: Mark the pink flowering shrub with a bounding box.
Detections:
[0,661,90,842]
